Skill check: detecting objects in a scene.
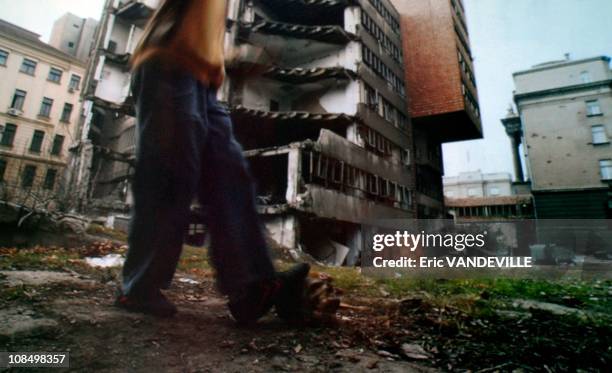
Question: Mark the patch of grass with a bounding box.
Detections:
[0,285,33,302]
[314,266,377,295]
[375,277,611,314]
[486,278,612,314]
[0,247,80,271]
[86,224,128,242]
[177,245,212,272]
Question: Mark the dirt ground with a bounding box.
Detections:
[0,268,433,372]
[1,236,611,372]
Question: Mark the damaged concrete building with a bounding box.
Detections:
[73,0,481,265]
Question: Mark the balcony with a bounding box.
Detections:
[238,20,356,64]
[263,66,356,85]
[231,105,354,150]
[244,130,414,220]
[115,0,157,25]
[258,0,350,26]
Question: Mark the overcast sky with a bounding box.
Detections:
[1,0,611,178]
[444,0,612,178]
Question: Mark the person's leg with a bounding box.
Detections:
[197,89,275,297]
[197,89,311,324]
[121,62,204,305]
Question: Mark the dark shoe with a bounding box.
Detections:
[228,263,311,324]
[115,289,177,318]
[274,263,311,322]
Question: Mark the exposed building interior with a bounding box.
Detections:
[72,0,483,265]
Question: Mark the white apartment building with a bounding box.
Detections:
[0,19,86,207]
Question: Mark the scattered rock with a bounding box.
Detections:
[399,297,424,314]
[57,215,89,234]
[336,348,363,363]
[377,350,401,360]
[512,299,587,317]
[495,310,531,320]
[401,343,432,360]
[0,307,58,338]
[0,270,95,287]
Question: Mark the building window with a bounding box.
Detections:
[1,124,17,147]
[68,42,75,48]
[269,100,279,111]
[69,74,81,91]
[39,97,53,117]
[580,71,592,84]
[51,134,65,155]
[108,40,117,53]
[48,67,63,83]
[489,187,500,196]
[467,188,479,197]
[60,103,73,123]
[21,165,36,188]
[365,84,378,110]
[592,125,609,144]
[44,169,57,190]
[0,158,6,181]
[383,99,396,125]
[10,89,26,110]
[20,58,37,75]
[30,130,45,153]
[401,148,410,166]
[600,160,612,180]
[0,49,8,66]
[586,100,602,116]
[398,112,408,130]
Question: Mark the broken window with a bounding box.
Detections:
[401,149,410,166]
[367,174,379,195]
[270,100,279,111]
[316,154,329,180]
[361,126,392,157]
[364,83,378,111]
[302,150,412,209]
[331,160,344,185]
[248,154,289,204]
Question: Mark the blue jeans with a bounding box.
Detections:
[122,59,275,298]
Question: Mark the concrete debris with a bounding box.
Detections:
[57,215,89,234]
[0,270,94,287]
[0,307,58,338]
[400,343,432,360]
[512,299,587,317]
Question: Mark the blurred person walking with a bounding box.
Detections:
[115,0,309,322]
